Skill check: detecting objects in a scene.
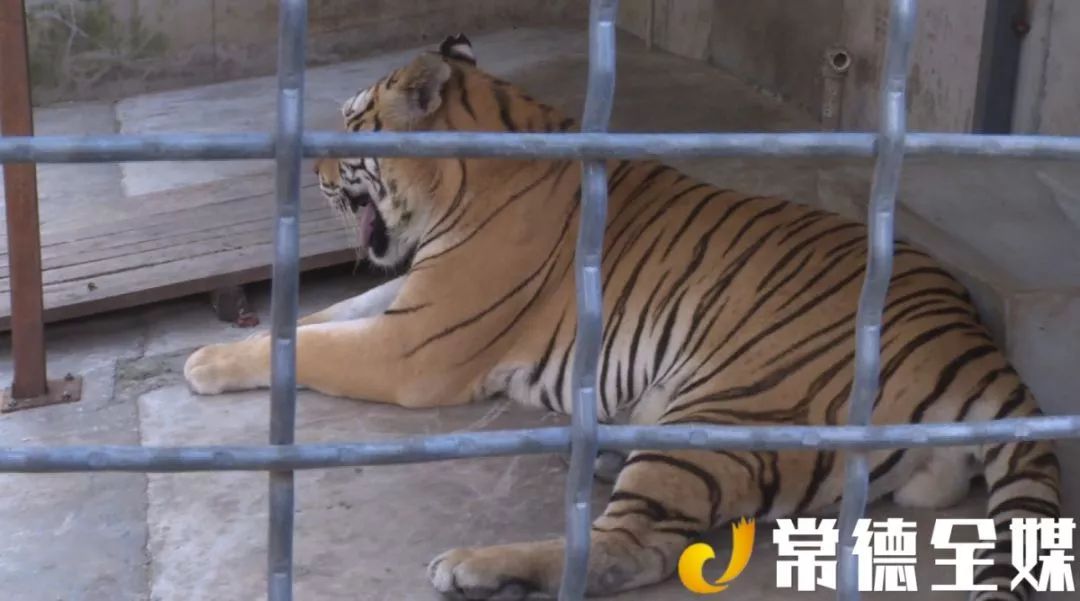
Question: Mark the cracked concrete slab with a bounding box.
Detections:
[0,364,148,601]
[134,348,575,601]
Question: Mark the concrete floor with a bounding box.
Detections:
[1,27,1078,601]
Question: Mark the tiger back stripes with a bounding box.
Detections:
[186,35,1060,600]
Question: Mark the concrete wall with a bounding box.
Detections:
[1012,0,1080,135]
[25,0,586,105]
[618,0,991,132]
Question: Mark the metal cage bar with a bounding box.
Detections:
[3,414,1080,473]
[267,1,308,600]
[1,0,1080,600]
[836,1,916,598]
[560,1,618,598]
[4,131,1080,162]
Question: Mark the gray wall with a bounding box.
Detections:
[618,0,992,132]
[25,0,586,105]
[619,0,1080,135]
[1012,0,1080,135]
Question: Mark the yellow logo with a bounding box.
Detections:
[678,518,756,594]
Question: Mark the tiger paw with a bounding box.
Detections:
[183,340,270,395]
[428,544,559,600]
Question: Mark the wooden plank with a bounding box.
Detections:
[0,177,358,332]
[0,171,285,255]
[0,213,346,294]
[0,186,340,285]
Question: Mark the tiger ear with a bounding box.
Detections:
[383,52,452,127]
[439,33,476,65]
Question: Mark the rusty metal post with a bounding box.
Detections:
[0,0,80,411]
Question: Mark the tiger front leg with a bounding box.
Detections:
[297,275,406,326]
[183,316,472,407]
[429,449,733,599]
[429,531,674,600]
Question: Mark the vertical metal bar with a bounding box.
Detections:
[559,1,618,599]
[267,1,307,600]
[835,1,916,600]
[0,0,48,399]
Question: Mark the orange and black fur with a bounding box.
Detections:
[185,35,1060,600]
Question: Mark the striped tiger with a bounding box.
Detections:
[183,34,1061,600]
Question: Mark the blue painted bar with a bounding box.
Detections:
[559,1,619,599]
[267,1,308,600]
[3,132,1080,163]
[835,2,917,600]
[1,416,1078,473]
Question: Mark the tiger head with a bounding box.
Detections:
[314,34,575,269]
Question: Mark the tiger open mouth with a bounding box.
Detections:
[350,195,390,258]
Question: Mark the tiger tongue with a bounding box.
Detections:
[355,204,376,251]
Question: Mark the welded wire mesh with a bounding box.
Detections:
[2,0,1080,599]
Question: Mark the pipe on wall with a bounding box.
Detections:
[821,45,852,131]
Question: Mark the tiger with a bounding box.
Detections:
[183,34,1061,600]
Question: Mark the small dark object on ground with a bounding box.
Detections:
[210,285,260,327]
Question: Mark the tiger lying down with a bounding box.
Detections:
[184,35,1060,600]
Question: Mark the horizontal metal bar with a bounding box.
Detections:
[601,415,1080,451]
[306,132,873,159]
[0,133,274,162]
[1,415,1077,473]
[0,428,571,472]
[3,132,1080,163]
[904,133,1080,158]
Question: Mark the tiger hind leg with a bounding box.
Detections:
[893,445,978,509]
[428,448,759,599]
[968,436,1060,601]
